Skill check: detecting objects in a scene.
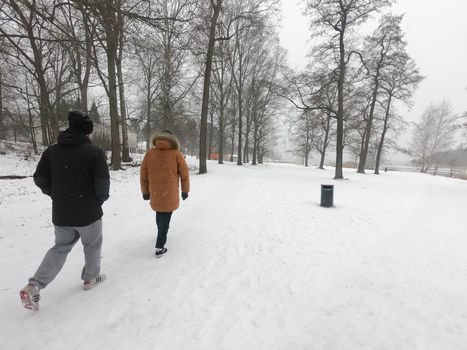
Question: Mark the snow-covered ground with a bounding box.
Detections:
[1,151,467,350]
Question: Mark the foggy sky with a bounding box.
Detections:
[279,0,467,145]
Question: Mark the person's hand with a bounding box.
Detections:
[142,193,150,200]
[181,192,188,200]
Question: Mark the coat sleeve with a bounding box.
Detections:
[33,148,51,196]
[177,152,190,193]
[93,149,110,203]
[140,151,150,195]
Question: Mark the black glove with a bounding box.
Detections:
[181,192,188,200]
[142,193,150,200]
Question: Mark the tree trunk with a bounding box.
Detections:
[38,84,51,146]
[318,115,330,169]
[0,68,4,140]
[116,9,130,162]
[217,90,225,164]
[374,94,392,174]
[218,118,224,164]
[307,117,312,167]
[208,108,214,160]
[334,30,345,179]
[199,1,221,174]
[243,109,251,163]
[30,32,52,144]
[318,151,325,169]
[116,52,130,162]
[27,104,38,154]
[252,125,258,165]
[106,31,122,169]
[236,69,243,165]
[230,116,236,162]
[146,85,152,150]
[358,69,381,173]
[237,95,243,165]
[78,6,92,112]
[257,129,263,164]
[81,13,92,111]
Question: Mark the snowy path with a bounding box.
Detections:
[1,157,467,349]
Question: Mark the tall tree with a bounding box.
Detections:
[305,0,393,179]
[249,37,284,165]
[58,2,95,112]
[198,0,222,174]
[357,14,404,173]
[80,0,123,169]
[291,111,315,167]
[0,0,59,145]
[229,19,254,166]
[411,100,459,172]
[116,8,131,162]
[132,34,162,149]
[211,39,234,164]
[374,54,423,174]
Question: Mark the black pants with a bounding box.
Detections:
[155,212,173,249]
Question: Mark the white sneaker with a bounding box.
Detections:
[83,274,106,291]
[20,283,40,311]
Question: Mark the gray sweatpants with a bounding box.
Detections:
[30,219,103,289]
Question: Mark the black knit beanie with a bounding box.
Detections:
[68,111,94,134]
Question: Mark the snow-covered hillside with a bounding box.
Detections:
[1,152,466,350]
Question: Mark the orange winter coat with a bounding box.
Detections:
[140,132,190,212]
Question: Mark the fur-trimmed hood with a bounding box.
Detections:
[150,131,180,150]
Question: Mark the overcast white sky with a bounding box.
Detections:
[278,0,467,144]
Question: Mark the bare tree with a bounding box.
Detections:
[221,0,280,167]
[304,0,393,179]
[198,0,222,174]
[311,71,337,169]
[411,100,459,172]
[211,39,234,164]
[357,14,404,173]
[277,65,340,168]
[75,0,123,168]
[249,37,284,165]
[132,34,162,149]
[116,8,131,162]
[229,19,255,166]
[290,110,315,166]
[0,0,61,145]
[313,110,335,169]
[156,1,198,131]
[58,2,95,112]
[374,54,423,174]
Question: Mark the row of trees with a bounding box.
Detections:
[285,1,467,177]
[0,0,463,177]
[0,0,283,172]
[282,1,425,178]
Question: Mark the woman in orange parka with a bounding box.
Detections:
[140,129,190,257]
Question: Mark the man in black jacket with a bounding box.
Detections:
[20,111,110,311]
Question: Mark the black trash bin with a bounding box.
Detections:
[320,184,334,208]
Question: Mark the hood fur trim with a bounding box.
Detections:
[150,131,180,150]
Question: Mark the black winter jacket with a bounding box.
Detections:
[33,128,110,226]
